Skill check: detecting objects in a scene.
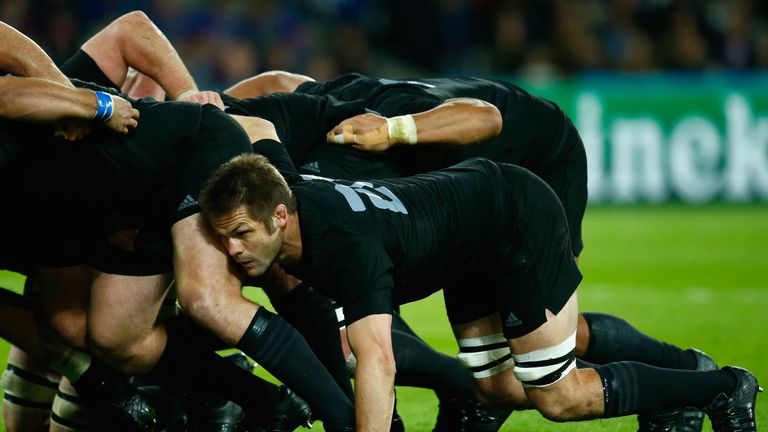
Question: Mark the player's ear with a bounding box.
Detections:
[274,204,288,228]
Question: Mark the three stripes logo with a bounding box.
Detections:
[177,194,198,211]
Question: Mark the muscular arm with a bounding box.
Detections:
[328,98,502,152]
[346,313,395,432]
[81,11,222,107]
[224,71,315,98]
[0,21,71,87]
[0,76,139,135]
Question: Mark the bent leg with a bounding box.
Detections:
[88,272,172,375]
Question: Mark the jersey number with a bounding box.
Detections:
[301,175,408,214]
[334,182,408,214]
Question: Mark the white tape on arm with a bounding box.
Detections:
[386,115,417,145]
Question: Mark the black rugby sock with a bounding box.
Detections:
[583,312,698,369]
[272,284,355,399]
[148,316,281,421]
[596,361,736,417]
[392,329,474,399]
[236,307,355,430]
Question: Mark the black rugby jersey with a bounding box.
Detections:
[297,73,571,174]
[221,92,403,179]
[284,157,510,325]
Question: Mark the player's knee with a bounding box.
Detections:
[526,385,585,422]
[176,288,220,326]
[512,331,580,421]
[87,323,144,368]
[473,377,527,408]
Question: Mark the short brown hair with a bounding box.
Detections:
[199,153,296,231]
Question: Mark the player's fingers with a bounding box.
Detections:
[342,123,355,143]
[127,117,139,130]
[131,108,140,120]
[327,123,354,144]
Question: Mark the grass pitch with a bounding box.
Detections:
[1,204,766,431]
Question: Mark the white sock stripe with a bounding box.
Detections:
[335,306,345,323]
[52,393,89,424]
[458,347,512,368]
[512,331,576,363]
[458,334,508,348]
[471,358,514,379]
[520,359,577,388]
[1,369,58,403]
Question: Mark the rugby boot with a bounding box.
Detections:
[261,386,312,431]
[222,352,256,372]
[196,399,244,432]
[138,385,187,432]
[174,389,244,432]
[704,366,762,432]
[637,349,719,432]
[89,392,158,432]
[433,397,512,432]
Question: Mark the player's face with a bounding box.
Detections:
[209,206,283,277]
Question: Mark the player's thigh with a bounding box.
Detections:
[88,271,172,346]
[36,266,93,348]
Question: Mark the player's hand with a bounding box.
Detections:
[327,113,391,152]
[104,95,140,135]
[53,121,91,141]
[178,90,225,110]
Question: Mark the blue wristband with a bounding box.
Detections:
[93,91,114,121]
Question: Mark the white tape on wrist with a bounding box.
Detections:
[386,115,417,145]
[176,88,199,100]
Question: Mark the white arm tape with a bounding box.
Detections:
[386,115,417,145]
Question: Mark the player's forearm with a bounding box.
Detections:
[410,98,502,146]
[0,77,99,122]
[354,353,396,432]
[0,22,72,87]
[225,71,315,98]
[82,11,197,99]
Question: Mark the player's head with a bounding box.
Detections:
[200,153,296,276]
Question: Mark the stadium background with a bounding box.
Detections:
[1,0,766,430]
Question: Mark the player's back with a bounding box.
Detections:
[293,157,512,305]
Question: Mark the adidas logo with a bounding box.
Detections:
[300,161,321,173]
[177,194,198,211]
[505,312,522,327]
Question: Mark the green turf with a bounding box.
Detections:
[1,205,766,431]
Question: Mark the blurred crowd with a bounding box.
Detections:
[2,0,767,90]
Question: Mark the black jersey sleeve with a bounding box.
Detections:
[60,49,119,90]
[366,86,443,118]
[251,138,302,185]
[317,227,394,325]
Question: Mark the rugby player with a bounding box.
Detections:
[0,20,159,431]
[201,147,762,432]
[222,73,731,431]
[3,13,354,431]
